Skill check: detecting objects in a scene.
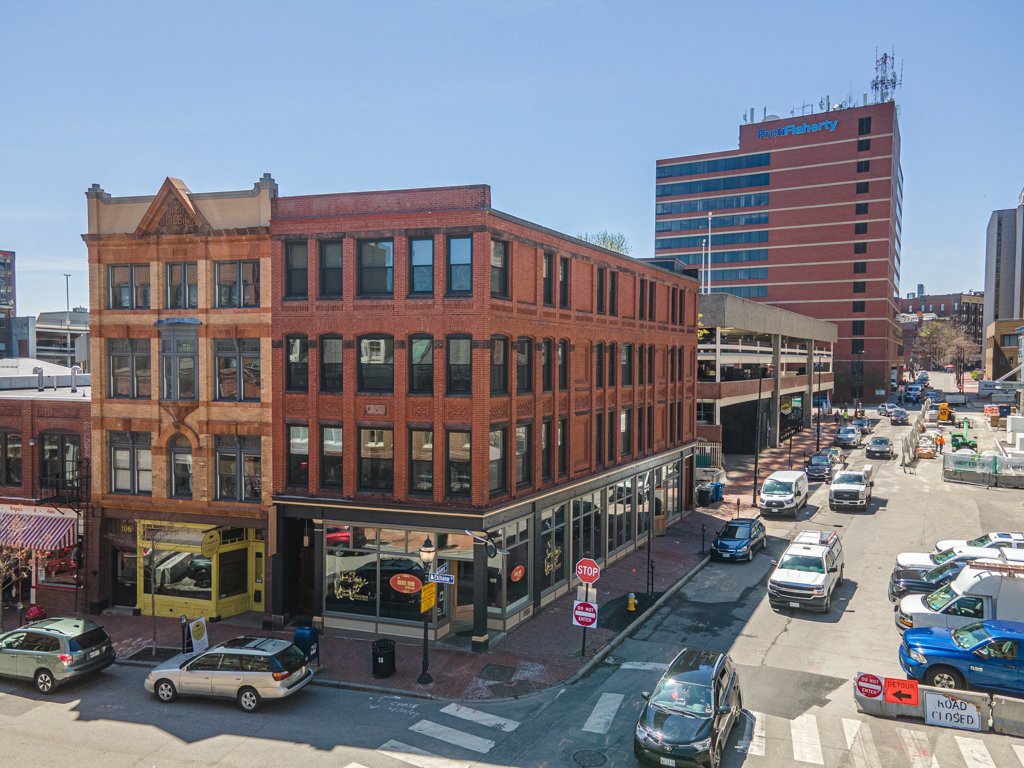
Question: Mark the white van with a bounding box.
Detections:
[768,530,845,613]
[758,470,809,517]
[895,559,1024,632]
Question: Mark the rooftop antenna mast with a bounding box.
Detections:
[871,46,902,104]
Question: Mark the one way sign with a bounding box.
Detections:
[884,677,919,706]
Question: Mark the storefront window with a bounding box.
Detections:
[665,460,681,519]
[144,550,212,601]
[325,525,376,617]
[219,548,248,598]
[39,536,82,586]
[379,551,428,621]
[636,472,651,538]
[572,492,604,566]
[608,481,634,553]
[540,504,567,592]
[499,519,530,611]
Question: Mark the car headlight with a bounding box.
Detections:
[812,586,826,595]
[736,545,748,552]
[636,723,652,740]
[146,673,153,680]
[858,490,866,499]
[899,613,913,628]
[692,738,712,751]
[907,647,927,664]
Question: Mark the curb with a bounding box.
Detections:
[309,675,442,701]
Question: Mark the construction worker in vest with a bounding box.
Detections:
[937,434,945,454]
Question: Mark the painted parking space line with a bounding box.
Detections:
[409,720,495,754]
[954,736,997,768]
[439,703,520,731]
[377,739,472,768]
[843,718,881,768]
[582,692,625,734]
[790,714,823,764]
[898,729,939,768]
[619,662,668,671]
[737,710,766,756]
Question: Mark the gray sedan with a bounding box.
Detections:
[144,636,312,712]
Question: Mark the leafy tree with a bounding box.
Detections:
[577,231,632,255]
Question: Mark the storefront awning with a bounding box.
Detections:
[0,505,77,551]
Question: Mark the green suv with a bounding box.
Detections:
[0,618,116,693]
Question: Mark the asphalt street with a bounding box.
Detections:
[3,372,1024,767]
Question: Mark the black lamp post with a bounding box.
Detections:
[815,354,823,452]
[418,537,436,686]
[752,364,766,507]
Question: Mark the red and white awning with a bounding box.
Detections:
[0,504,78,551]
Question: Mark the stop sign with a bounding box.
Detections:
[572,601,598,627]
[576,558,601,584]
[767,364,774,374]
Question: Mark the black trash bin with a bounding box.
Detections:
[372,638,396,679]
[697,484,712,507]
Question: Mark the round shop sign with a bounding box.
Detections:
[511,565,525,582]
[201,530,220,559]
[190,621,206,642]
[856,673,883,699]
[390,573,423,594]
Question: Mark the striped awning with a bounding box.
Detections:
[0,505,77,551]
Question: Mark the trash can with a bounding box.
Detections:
[293,626,320,666]
[709,482,725,502]
[697,484,712,507]
[372,638,396,679]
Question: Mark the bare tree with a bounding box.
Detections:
[577,230,632,255]
[0,517,32,633]
[106,520,175,657]
[913,320,981,387]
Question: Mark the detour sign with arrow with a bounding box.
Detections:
[884,677,919,706]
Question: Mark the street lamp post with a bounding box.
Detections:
[815,353,823,452]
[418,537,436,686]
[752,364,766,507]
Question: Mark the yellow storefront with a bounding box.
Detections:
[137,521,265,621]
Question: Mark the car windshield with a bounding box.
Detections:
[952,622,992,650]
[719,524,750,539]
[839,428,856,435]
[834,473,863,484]
[650,677,714,716]
[870,438,888,446]
[967,534,993,547]
[809,456,830,465]
[924,585,957,611]
[777,554,825,573]
[923,562,958,581]
[762,480,792,495]
[932,548,958,565]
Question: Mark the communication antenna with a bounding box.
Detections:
[871,46,903,104]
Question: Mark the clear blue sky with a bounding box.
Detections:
[2,1,1021,317]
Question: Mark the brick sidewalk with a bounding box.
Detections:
[3,506,735,701]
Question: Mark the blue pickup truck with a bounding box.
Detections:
[899,620,1024,692]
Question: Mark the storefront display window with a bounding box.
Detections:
[572,491,605,565]
[496,519,530,612]
[540,504,567,592]
[218,548,248,599]
[145,550,212,601]
[39,536,82,586]
[608,480,634,553]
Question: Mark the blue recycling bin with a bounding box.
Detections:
[999,405,1012,417]
[709,482,725,502]
[293,626,320,666]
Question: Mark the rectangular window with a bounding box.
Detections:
[637,407,644,454]
[671,288,677,325]
[855,202,868,215]
[166,263,198,309]
[285,241,308,299]
[1003,335,1019,347]
[0,432,21,486]
[543,254,554,305]
[559,257,569,308]
[359,428,394,492]
[320,335,343,392]
[857,160,870,173]
[852,339,865,354]
[319,241,343,297]
[216,260,260,307]
[516,337,532,393]
[321,427,343,489]
[858,116,872,135]
[215,338,261,401]
[409,238,434,294]
[557,419,567,475]
[490,336,508,396]
[447,336,472,394]
[853,261,867,274]
[649,282,655,320]
[854,242,867,254]
[515,425,531,485]
[595,412,604,465]
[108,264,150,310]
[857,138,871,151]
[639,278,646,319]
[856,182,869,194]
[409,430,433,493]
[358,240,394,296]
[215,435,261,502]
[853,301,865,312]
[287,426,309,487]
[109,431,151,495]
[853,281,866,293]
[852,320,865,335]
[648,345,654,384]
[647,405,653,449]
[108,339,151,399]
[447,431,471,495]
[607,343,616,387]
[558,340,569,390]
[596,269,606,314]
[285,335,309,391]
[854,222,868,235]
[541,421,552,479]
[638,346,645,386]
[609,271,617,315]
[595,342,604,388]
[357,335,394,392]
[491,240,509,298]
[669,403,676,443]
[542,339,553,391]
[160,328,197,401]
[447,236,473,294]
[607,410,615,462]
[621,344,632,386]
[409,335,433,394]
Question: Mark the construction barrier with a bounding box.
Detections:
[942,454,1024,488]
[854,673,994,733]
[993,695,1024,736]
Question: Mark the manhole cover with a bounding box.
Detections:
[478,663,516,683]
[573,750,607,767]
[605,655,625,665]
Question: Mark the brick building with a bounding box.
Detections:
[269,184,699,649]
[900,292,984,346]
[654,101,903,403]
[0,360,90,617]
[84,175,276,620]
[986,319,1022,380]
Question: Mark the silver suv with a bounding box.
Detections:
[144,635,313,712]
[0,618,115,693]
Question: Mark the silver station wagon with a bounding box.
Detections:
[0,618,115,693]
[144,635,313,712]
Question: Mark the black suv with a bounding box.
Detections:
[804,451,839,481]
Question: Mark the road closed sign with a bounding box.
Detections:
[572,600,598,628]
[924,692,981,731]
[856,673,882,699]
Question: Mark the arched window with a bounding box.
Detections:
[670,347,676,382]
[595,342,604,388]
[607,343,616,388]
[516,337,533,393]
[490,335,509,396]
[638,345,645,386]
[170,434,192,498]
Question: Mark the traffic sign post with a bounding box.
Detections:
[574,559,601,656]
[883,677,918,706]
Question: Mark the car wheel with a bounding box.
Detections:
[711,739,724,768]
[238,686,262,713]
[925,667,964,690]
[747,548,754,562]
[821,595,831,614]
[155,679,177,703]
[837,566,844,587]
[35,669,54,695]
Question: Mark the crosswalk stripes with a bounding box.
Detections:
[582,692,625,734]
[1014,745,1024,766]
[408,720,495,754]
[791,714,824,764]
[438,703,520,731]
[843,718,881,768]
[376,740,472,768]
[954,736,997,768]
[899,728,940,768]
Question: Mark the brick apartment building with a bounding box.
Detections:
[0,250,16,358]
[900,291,984,346]
[0,361,90,617]
[269,185,699,649]
[654,101,903,403]
[84,175,276,620]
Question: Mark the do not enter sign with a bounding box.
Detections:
[856,673,882,699]
[573,601,598,628]
[576,558,601,584]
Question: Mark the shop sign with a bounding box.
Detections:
[189,617,209,653]
[201,530,220,559]
[390,573,422,594]
[421,582,436,612]
[511,565,525,582]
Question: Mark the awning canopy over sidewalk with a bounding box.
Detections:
[0,504,77,550]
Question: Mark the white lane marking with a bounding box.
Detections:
[582,692,625,734]
[737,710,766,756]
[341,764,371,768]
[843,719,881,768]
[440,703,520,731]
[899,729,939,768]
[376,740,472,768]
[955,736,997,768]
[1013,744,1024,766]
[619,662,668,671]
[790,714,824,764]
[409,720,495,754]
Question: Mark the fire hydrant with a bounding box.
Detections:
[627,593,636,612]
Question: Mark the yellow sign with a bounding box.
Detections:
[421,582,436,613]
[200,530,220,559]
